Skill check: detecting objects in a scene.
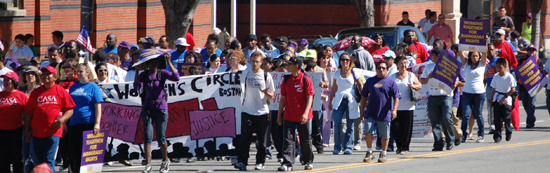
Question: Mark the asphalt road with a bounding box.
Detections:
[101,94,550,173]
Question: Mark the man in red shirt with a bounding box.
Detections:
[404,30,429,64]
[493,29,518,69]
[24,66,75,173]
[277,57,314,171]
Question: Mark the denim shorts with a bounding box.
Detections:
[363,117,391,138]
[141,107,169,146]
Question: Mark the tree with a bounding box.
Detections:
[350,0,375,27]
[529,0,544,58]
[161,0,201,49]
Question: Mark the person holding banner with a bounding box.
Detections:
[0,72,28,173]
[133,49,180,173]
[277,57,315,171]
[233,52,274,171]
[459,50,487,143]
[67,64,104,173]
[328,53,363,155]
[25,66,76,173]
[489,58,516,143]
[519,45,539,128]
[206,54,226,74]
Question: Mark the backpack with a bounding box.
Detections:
[140,69,168,108]
[283,70,309,94]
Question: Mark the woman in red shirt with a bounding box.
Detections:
[0,72,28,173]
[367,34,391,65]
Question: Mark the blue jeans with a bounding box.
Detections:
[427,96,455,148]
[22,125,33,173]
[485,85,494,126]
[332,99,355,152]
[31,136,60,173]
[461,93,485,140]
[141,107,168,145]
[520,88,537,127]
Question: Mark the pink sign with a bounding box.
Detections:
[189,108,236,140]
[100,103,141,142]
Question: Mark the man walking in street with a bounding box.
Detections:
[360,61,400,163]
[277,57,314,171]
[234,52,275,171]
[348,35,375,71]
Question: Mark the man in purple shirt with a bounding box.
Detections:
[133,49,180,173]
[360,61,400,163]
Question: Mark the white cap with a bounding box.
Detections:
[176,38,190,46]
[213,28,222,35]
[495,29,505,36]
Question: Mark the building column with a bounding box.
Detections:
[442,0,462,44]
[250,0,256,35]
[230,0,236,37]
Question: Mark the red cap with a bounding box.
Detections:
[0,71,19,82]
[41,66,58,76]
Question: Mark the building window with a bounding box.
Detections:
[0,0,26,16]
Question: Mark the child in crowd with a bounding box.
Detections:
[489,58,516,143]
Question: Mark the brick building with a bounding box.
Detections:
[1,0,549,56]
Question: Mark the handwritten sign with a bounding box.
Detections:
[458,18,488,52]
[177,63,206,76]
[189,108,236,140]
[100,103,141,142]
[80,130,108,173]
[428,50,461,95]
[516,56,543,97]
[269,72,322,111]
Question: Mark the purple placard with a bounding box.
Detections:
[459,18,487,46]
[189,107,236,140]
[81,129,109,166]
[432,50,461,91]
[177,63,206,76]
[516,56,543,92]
[100,103,141,142]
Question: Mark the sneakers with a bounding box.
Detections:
[142,165,152,173]
[476,136,485,143]
[506,134,512,141]
[377,153,387,163]
[304,164,313,170]
[277,165,293,172]
[353,144,361,151]
[343,149,352,155]
[160,160,170,173]
[454,139,461,146]
[255,163,264,170]
[234,162,246,171]
[363,152,375,162]
[277,158,284,163]
[119,160,133,166]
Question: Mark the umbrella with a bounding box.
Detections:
[333,36,376,51]
[132,48,172,67]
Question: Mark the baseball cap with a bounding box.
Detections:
[288,57,303,65]
[41,65,57,76]
[145,36,155,45]
[305,50,317,58]
[528,13,532,18]
[382,50,396,59]
[0,71,19,82]
[24,66,40,74]
[118,41,131,50]
[527,44,537,51]
[131,44,140,50]
[495,29,505,36]
[176,38,190,46]
[299,38,309,47]
[276,36,289,43]
[246,34,257,41]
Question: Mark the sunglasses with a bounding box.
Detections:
[97,69,108,73]
[228,56,237,60]
[377,67,387,70]
[340,58,351,62]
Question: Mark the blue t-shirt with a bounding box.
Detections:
[69,82,104,126]
[104,47,118,55]
[200,48,222,63]
[361,76,401,122]
[166,50,187,70]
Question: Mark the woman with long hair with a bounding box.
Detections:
[328,53,363,155]
[459,50,487,143]
[68,64,104,173]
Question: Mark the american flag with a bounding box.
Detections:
[77,27,93,53]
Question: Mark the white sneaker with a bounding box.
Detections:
[353,144,361,151]
[277,165,292,172]
[255,163,264,170]
[160,160,170,173]
[142,165,152,173]
[304,164,313,170]
[476,136,485,143]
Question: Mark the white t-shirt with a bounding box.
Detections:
[462,62,486,94]
[490,72,516,106]
[125,70,143,82]
[390,72,415,110]
[107,63,127,83]
[421,62,455,97]
[0,67,14,92]
[331,68,362,119]
[242,70,274,115]
[418,18,429,30]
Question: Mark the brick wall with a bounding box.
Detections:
[375,1,442,26]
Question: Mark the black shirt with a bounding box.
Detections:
[397,20,415,27]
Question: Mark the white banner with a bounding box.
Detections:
[269,72,323,111]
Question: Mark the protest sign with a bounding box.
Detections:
[80,130,108,173]
[189,108,236,140]
[458,18,488,52]
[428,50,461,95]
[269,72,322,111]
[177,63,206,76]
[516,56,543,97]
[100,103,141,142]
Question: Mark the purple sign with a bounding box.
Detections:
[177,63,206,76]
[100,103,141,142]
[189,107,236,140]
[81,129,109,166]
[516,56,543,94]
[431,50,461,94]
[458,18,488,51]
